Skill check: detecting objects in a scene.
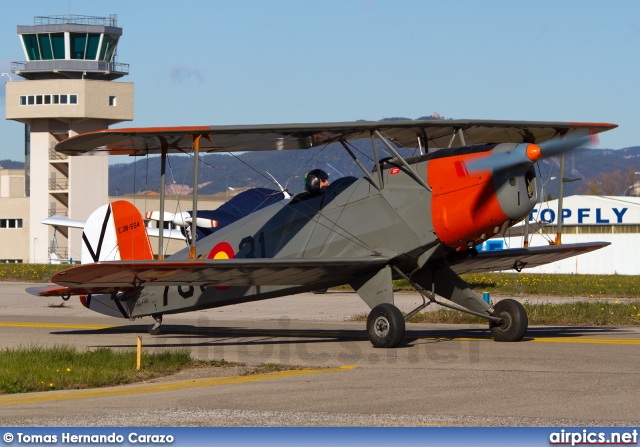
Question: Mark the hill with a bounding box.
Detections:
[108,143,640,198]
[3,137,640,199]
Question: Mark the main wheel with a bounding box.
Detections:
[489,299,528,342]
[366,303,405,348]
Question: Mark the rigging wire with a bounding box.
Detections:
[533,162,556,245]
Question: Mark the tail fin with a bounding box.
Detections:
[81,200,154,263]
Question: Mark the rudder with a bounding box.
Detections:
[81,200,153,263]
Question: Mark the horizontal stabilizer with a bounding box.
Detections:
[146,227,187,241]
[450,242,610,275]
[41,215,86,229]
[31,285,135,297]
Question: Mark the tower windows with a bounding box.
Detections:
[19,94,79,106]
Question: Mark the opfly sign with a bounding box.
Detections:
[529,207,629,224]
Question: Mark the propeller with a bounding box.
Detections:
[465,130,596,173]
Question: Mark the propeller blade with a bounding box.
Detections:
[466,131,594,173]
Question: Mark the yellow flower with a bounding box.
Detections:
[615,299,619,304]
[66,368,71,372]
[49,383,53,387]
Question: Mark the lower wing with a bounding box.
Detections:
[46,257,390,292]
[450,242,609,275]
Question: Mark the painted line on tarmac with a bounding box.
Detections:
[420,336,640,345]
[0,366,356,406]
[0,322,113,330]
[531,337,640,345]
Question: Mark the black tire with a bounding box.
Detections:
[366,303,405,348]
[313,288,329,294]
[489,299,528,342]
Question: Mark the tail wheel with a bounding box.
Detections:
[489,299,528,342]
[366,303,405,348]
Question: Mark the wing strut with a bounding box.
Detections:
[373,130,432,192]
[339,140,381,190]
[370,131,384,188]
[190,135,202,260]
[158,140,168,260]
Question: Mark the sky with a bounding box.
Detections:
[0,0,639,162]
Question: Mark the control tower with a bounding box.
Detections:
[5,14,133,263]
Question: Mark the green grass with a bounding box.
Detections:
[458,273,640,297]
[336,273,640,298]
[351,300,640,326]
[0,264,72,282]
[0,345,235,394]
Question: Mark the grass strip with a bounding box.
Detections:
[0,345,235,394]
[335,273,640,298]
[351,300,640,326]
[0,264,71,282]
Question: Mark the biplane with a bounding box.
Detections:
[36,119,616,347]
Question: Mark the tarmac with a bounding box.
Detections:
[0,282,639,427]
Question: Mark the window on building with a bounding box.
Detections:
[38,33,53,60]
[70,33,87,59]
[109,96,117,106]
[0,259,23,264]
[99,34,119,61]
[86,34,101,60]
[22,34,41,60]
[19,93,79,106]
[0,219,22,229]
[51,33,65,59]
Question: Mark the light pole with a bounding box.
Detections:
[624,172,640,196]
[540,176,556,203]
[1,73,11,82]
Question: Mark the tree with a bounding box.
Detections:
[578,166,638,196]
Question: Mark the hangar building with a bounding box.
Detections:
[478,195,640,275]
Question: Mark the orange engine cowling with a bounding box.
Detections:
[428,150,509,250]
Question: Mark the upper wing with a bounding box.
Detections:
[50,256,390,290]
[450,242,610,275]
[55,120,617,156]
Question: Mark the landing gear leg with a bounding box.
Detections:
[367,303,405,348]
[149,314,163,335]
